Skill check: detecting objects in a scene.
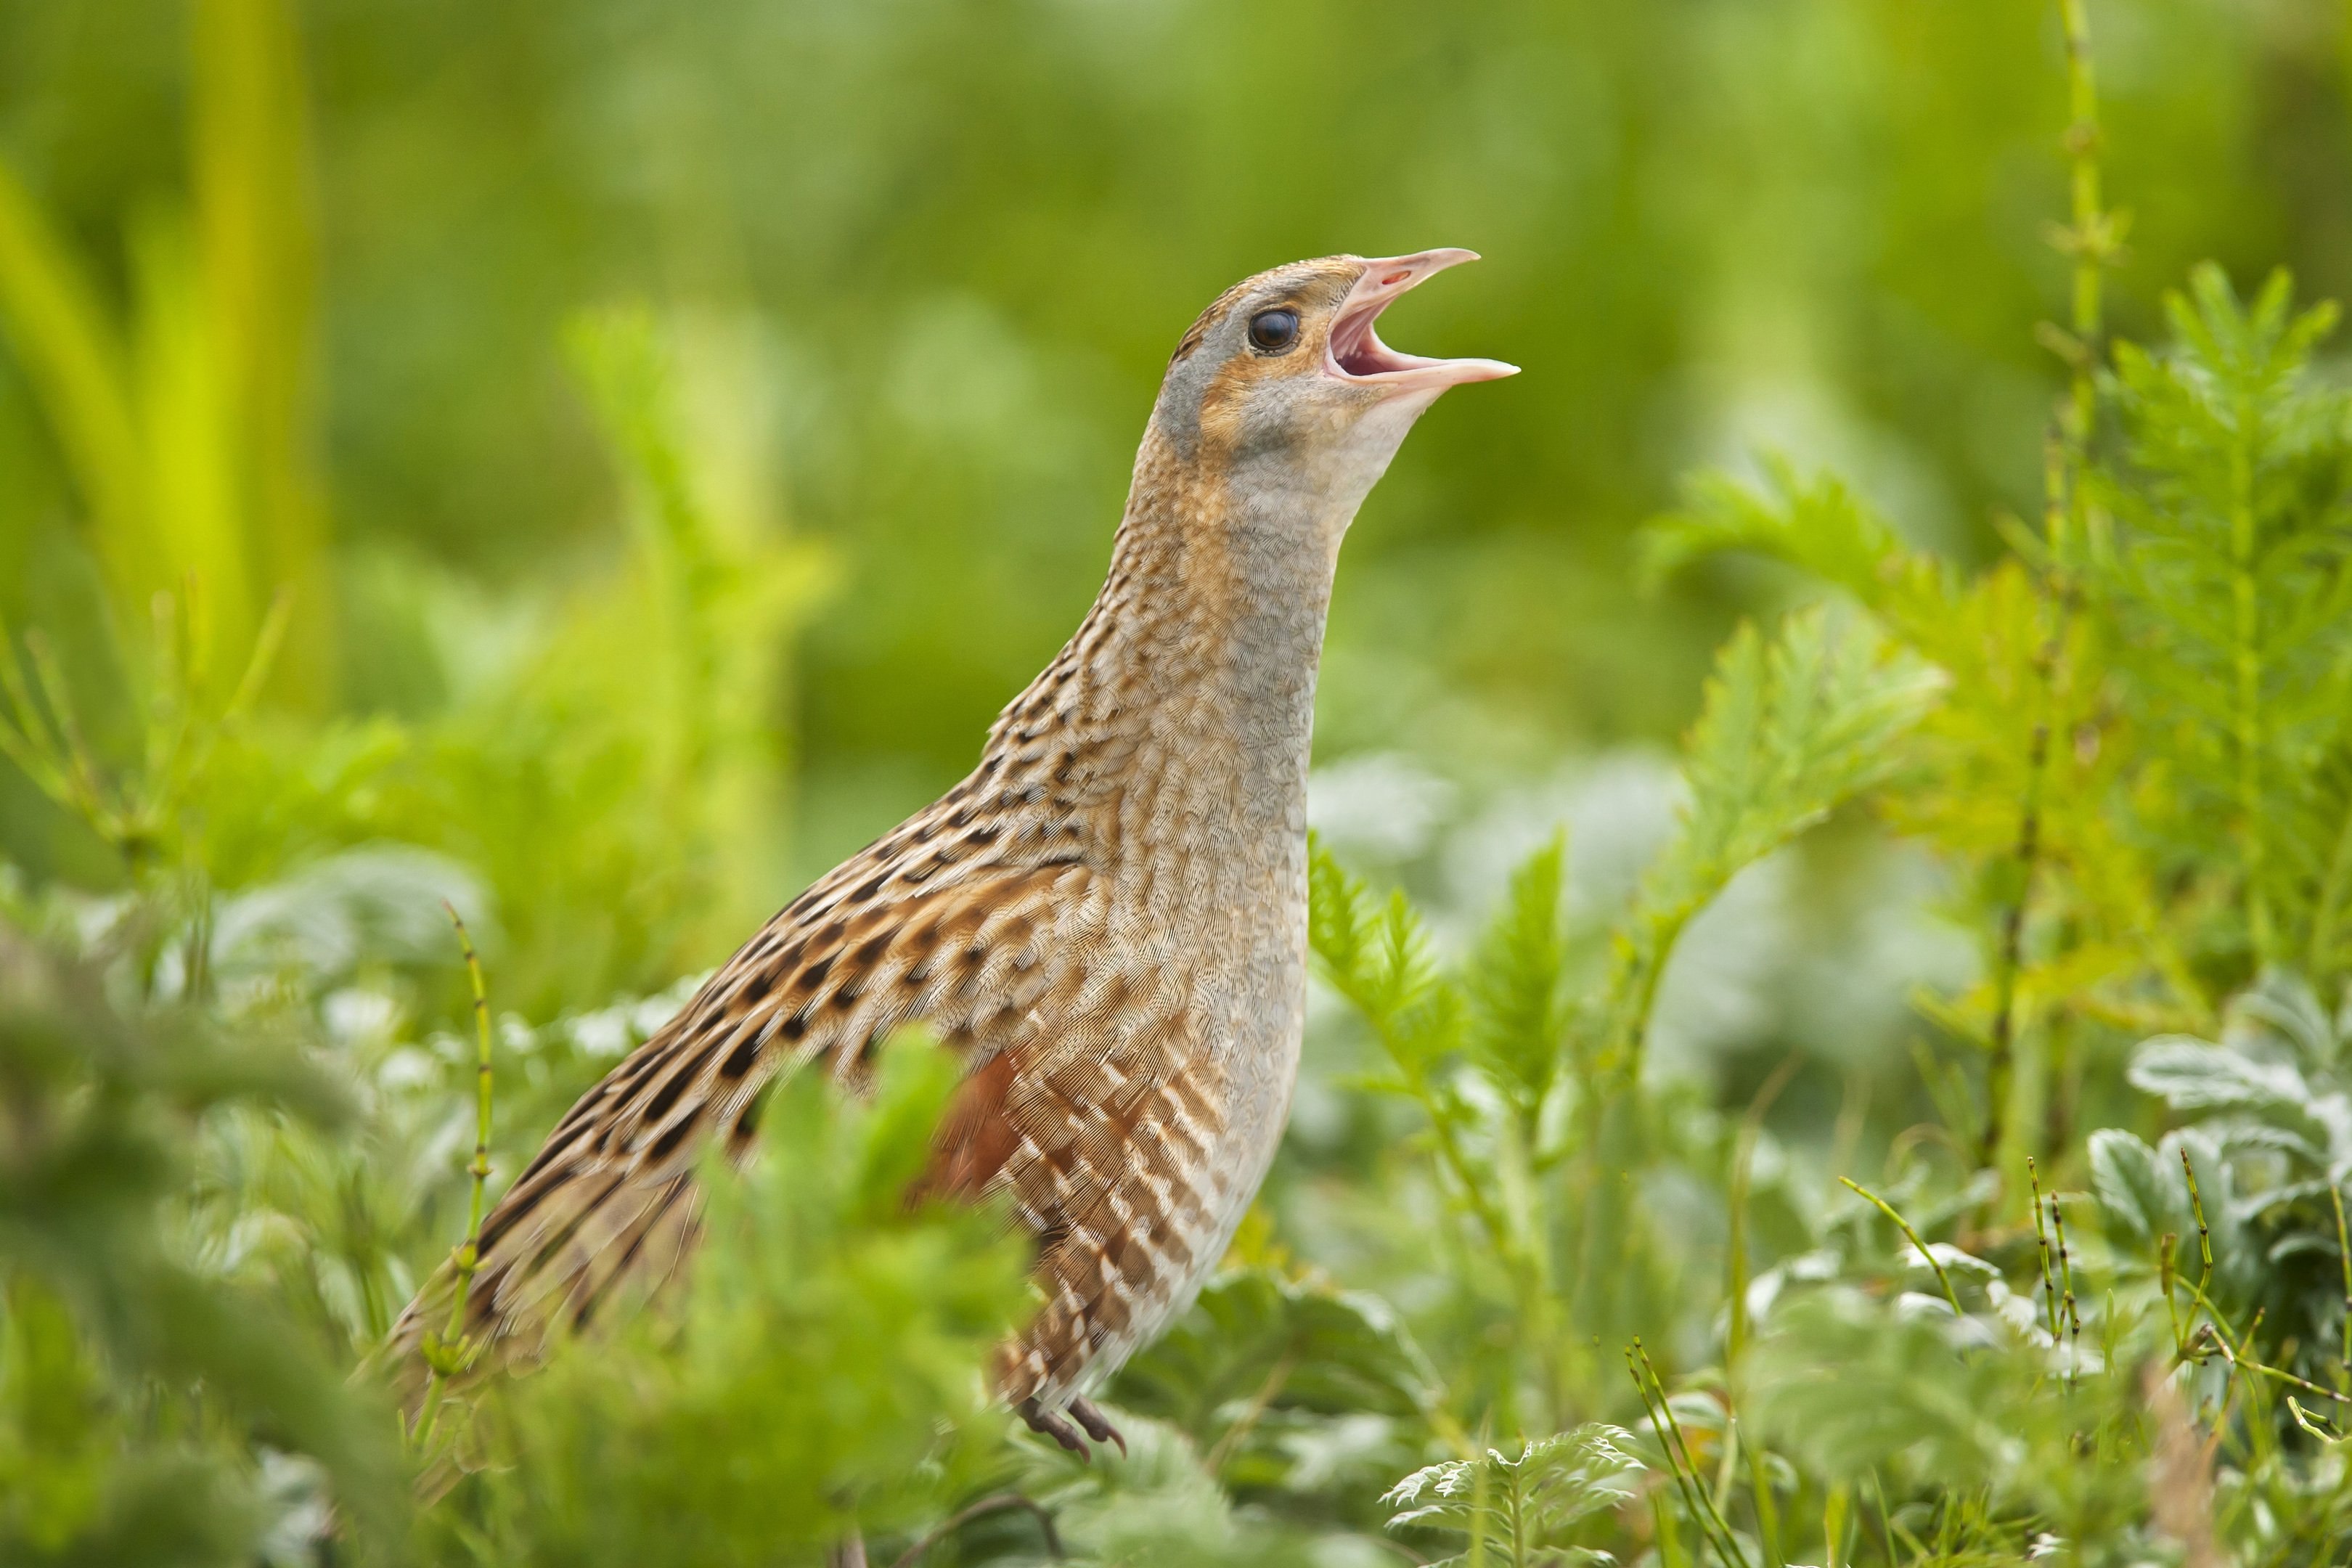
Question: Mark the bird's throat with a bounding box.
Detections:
[981,407,1426,870]
[1096,433,1344,812]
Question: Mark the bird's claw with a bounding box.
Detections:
[1018,1395,1125,1462]
[1067,1396,1127,1458]
[1019,1397,1090,1461]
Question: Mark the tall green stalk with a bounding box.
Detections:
[1980,0,2119,1175]
[412,905,497,1453]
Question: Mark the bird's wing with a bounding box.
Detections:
[380,809,1110,1402]
[942,981,1228,1404]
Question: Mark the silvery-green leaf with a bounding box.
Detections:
[2089,1128,2181,1245]
[2129,1037,2308,1111]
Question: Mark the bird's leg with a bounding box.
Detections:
[825,1532,867,1568]
[1017,1396,1093,1462]
[1066,1396,1127,1458]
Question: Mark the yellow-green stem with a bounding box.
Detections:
[2028,1157,2062,1341]
[1630,1341,1752,1568]
[2058,0,2104,444]
[1839,1176,1962,1317]
[2334,1184,2351,1390]
[2228,404,2274,957]
[2182,1146,2215,1294]
[2049,1193,2081,1384]
[413,903,496,1451]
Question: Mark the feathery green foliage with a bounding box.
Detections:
[0,919,406,1564]
[2098,266,2352,970]
[1470,833,1571,1130]
[1382,1425,1645,1567]
[1641,457,1951,626]
[420,1035,1033,1565]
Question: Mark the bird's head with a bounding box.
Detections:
[1151,250,1516,510]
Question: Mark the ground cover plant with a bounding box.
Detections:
[7,1,2352,1564]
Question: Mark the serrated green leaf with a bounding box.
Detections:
[1468,830,1569,1116]
[1601,604,1939,1071]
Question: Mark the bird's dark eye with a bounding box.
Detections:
[1247,309,1301,354]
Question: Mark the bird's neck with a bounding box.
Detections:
[981,430,1357,844]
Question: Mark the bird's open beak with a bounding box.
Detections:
[1326,249,1519,393]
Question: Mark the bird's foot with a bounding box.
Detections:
[1018,1397,1092,1462]
[1018,1395,1126,1462]
[1066,1396,1127,1458]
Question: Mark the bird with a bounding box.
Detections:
[384,249,1516,1458]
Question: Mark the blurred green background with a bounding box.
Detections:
[2,0,2348,995]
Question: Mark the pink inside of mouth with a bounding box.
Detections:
[1328,302,1427,379]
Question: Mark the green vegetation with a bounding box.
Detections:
[10,0,2352,1563]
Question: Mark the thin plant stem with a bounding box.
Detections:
[25,630,103,812]
[2057,0,2109,444]
[1980,0,2125,1180]
[1337,952,1514,1267]
[1626,1352,1710,1548]
[2029,1156,2061,1341]
[1839,1177,1962,1317]
[0,611,75,803]
[2049,1194,2081,1385]
[1201,1350,1296,1475]
[2290,1396,2346,1443]
[220,587,293,722]
[1978,667,2048,1173]
[1728,1061,1796,1568]
[2181,1147,2215,1294]
[1738,1413,1784,1568]
[2335,1183,2352,1391]
[412,903,497,1451]
[2227,403,2272,957]
[1620,910,1685,1083]
[1403,1053,1552,1395]
[1345,930,1556,1422]
[1628,1342,1752,1568]
[2189,1314,2350,1407]
[1869,1471,1900,1568]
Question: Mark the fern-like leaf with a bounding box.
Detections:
[1308,833,1461,1078]
[1383,1424,1644,1567]
[1599,605,1940,1072]
[2098,263,2352,963]
[1468,830,1571,1124]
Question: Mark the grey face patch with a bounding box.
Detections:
[1153,334,1223,459]
[1151,259,1362,460]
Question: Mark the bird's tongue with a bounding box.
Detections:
[1327,249,1519,390]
